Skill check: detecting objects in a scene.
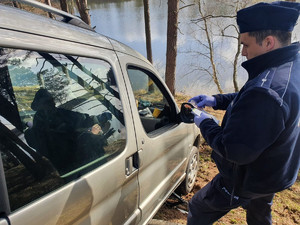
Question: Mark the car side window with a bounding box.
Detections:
[127,66,176,133]
[0,48,126,211]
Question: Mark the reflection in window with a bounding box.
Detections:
[0,48,126,211]
[127,66,174,133]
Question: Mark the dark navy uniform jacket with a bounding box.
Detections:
[200,42,300,196]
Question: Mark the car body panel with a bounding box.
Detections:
[0,5,112,50]
[0,4,146,62]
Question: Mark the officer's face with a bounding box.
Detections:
[240,33,268,60]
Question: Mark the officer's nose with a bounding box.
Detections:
[241,46,247,57]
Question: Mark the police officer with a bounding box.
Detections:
[187,2,300,225]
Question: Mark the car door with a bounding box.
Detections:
[0,38,140,225]
[117,52,197,224]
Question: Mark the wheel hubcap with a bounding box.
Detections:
[187,153,198,189]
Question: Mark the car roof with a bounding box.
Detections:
[0,4,147,62]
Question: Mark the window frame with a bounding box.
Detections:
[0,155,10,215]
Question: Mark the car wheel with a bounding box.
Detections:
[177,146,199,195]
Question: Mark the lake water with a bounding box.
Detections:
[75,0,300,96]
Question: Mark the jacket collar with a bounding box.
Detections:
[242,42,300,80]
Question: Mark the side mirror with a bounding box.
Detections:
[178,102,195,124]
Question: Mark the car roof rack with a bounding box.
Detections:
[12,0,95,32]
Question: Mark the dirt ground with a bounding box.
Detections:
[154,96,300,224]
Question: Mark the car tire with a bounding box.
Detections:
[177,146,199,195]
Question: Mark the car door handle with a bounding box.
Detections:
[125,150,142,176]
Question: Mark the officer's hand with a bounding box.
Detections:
[189,95,216,108]
[193,111,212,127]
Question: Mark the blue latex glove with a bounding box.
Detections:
[193,110,213,127]
[189,95,216,108]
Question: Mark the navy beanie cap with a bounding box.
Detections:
[237,1,300,33]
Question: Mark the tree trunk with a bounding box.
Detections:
[60,0,68,13]
[143,0,153,64]
[76,0,91,26]
[232,34,241,92]
[44,0,54,19]
[165,0,179,96]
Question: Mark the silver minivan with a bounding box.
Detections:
[0,1,200,225]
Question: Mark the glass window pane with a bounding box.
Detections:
[127,66,174,133]
[0,48,126,211]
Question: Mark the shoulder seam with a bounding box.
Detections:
[280,61,293,106]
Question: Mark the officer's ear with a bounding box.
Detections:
[264,36,277,51]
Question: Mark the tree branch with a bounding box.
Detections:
[179,4,195,11]
[191,15,236,23]
[223,24,239,34]
[222,35,238,39]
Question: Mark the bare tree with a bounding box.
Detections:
[143,0,153,64]
[76,0,91,26]
[183,0,249,94]
[198,1,223,93]
[221,1,247,92]
[59,0,68,13]
[165,0,179,96]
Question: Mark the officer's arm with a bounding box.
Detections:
[213,93,238,110]
[200,88,285,165]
